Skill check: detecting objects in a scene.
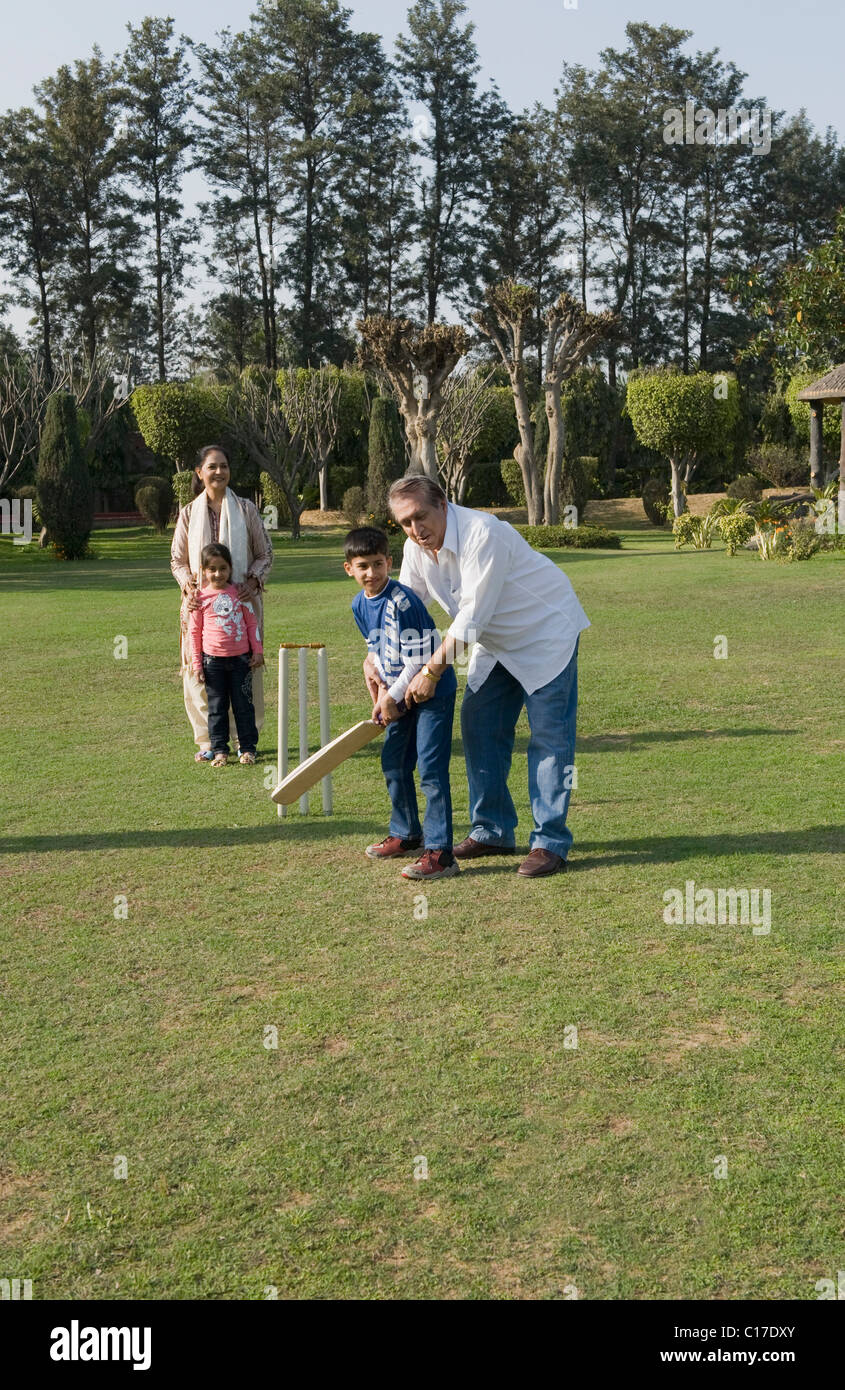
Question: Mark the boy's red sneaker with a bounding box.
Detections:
[365,835,422,860]
[401,850,460,880]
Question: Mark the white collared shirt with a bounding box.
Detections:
[398,503,590,694]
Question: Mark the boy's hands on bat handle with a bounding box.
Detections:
[373,691,405,726]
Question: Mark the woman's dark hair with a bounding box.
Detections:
[200,542,233,573]
[192,444,231,497]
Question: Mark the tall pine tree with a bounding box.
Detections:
[36,50,138,363]
[257,0,389,363]
[120,17,195,382]
[0,109,66,377]
[396,0,506,322]
[193,28,284,369]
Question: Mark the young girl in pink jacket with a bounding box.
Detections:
[189,543,265,767]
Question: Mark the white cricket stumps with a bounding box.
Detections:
[277,644,332,817]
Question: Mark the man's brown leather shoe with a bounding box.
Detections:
[518,848,565,877]
[454,837,517,859]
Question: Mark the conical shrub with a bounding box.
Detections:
[367,396,405,516]
[35,393,93,559]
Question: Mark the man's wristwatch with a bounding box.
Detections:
[421,665,441,682]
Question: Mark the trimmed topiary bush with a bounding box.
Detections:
[367,396,406,515]
[626,367,741,516]
[35,392,93,559]
[342,485,366,527]
[515,523,621,549]
[131,381,228,470]
[13,484,41,526]
[642,476,671,526]
[717,512,756,555]
[134,476,173,532]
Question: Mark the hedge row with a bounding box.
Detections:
[514,523,622,550]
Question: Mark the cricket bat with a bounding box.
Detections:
[270,718,383,806]
[269,700,407,807]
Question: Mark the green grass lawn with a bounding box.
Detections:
[1,522,843,1300]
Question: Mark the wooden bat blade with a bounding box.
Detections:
[270,719,384,805]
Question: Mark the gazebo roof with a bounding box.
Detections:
[797,365,845,402]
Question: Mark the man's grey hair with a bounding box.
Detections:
[387,475,448,515]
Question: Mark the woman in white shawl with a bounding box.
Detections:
[171,445,274,760]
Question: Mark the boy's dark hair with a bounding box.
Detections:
[344,526,390,561]
[201,541,233,571]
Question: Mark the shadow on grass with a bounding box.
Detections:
[575,727,797,750]
[3,824,842,860]
[0,819,378,854]
[567,825,844,868]
[496,727,797,757]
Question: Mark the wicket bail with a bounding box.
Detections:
[277,644,332,817]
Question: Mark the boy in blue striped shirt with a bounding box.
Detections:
[344,526,459,880]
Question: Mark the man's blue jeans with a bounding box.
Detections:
[460,640,579,858]
[381,690,455,851]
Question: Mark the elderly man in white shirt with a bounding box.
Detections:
[384,475,589,877]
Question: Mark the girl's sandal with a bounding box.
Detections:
[239,752,256,766]
[211,753,228,768]
[195,750,214,763]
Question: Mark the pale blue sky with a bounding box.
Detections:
[4,0,844,132]
[3,0,844,337]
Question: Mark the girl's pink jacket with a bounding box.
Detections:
[188,584,263,674]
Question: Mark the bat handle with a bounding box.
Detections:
[373,699,406,728]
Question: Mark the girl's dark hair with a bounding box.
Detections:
[192,444,231,497]
[200,542,233,573]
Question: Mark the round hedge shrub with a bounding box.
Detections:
[717,512,755,555]
[13,484,41,526]
[726,473,763,502]
[642,477,670,526]
[342,486,366,527]
[135,477,172,532]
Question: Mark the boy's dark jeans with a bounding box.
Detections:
[203,653,258,756]
[381,689,455,851]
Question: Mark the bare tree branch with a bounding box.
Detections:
[436,366,497,502]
